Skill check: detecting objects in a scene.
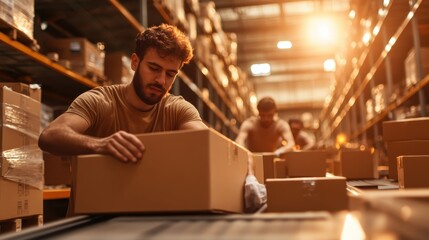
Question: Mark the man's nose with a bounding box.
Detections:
[155,71,167,85]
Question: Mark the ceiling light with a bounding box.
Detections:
[348,10,356,19]
[307,17,337,45]
[41,22,48,30]
[277,41,292,49]
[250,63,271,76]
[383,0,390,7]
[323,59,336,72]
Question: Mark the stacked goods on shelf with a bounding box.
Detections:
[372,84,386,114]
[104,52,133,85]
[158,0,187,32]
[41,36,105,83]
[0,83,43,221]
[404,47,429,88]
[383,118,429,180]
[0,0,34,39]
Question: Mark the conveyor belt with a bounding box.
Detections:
[0,212,348,240]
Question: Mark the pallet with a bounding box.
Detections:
[0,18,40,51]
[0,215,43,234]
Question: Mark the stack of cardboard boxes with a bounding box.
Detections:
[253,150,348,213]
[0,83,43,222]
[383,118,429,188]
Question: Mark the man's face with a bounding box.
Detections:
[132,48,182,105]
[258,109,276,128]
[290,122,302,136]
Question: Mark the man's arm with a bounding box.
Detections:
[38,113,145,162]
[179,120,208,130]
[235,121,251,148]
[273,122,295,156]
[300,131,316,150]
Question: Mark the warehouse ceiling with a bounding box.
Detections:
[204,0,350,113]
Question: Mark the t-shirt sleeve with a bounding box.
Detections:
[178,98,202,126]
[170,96,202,128]
[65,88,105,127]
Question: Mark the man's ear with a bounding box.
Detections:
[131,53,139,71]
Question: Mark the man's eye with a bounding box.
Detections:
[167,73,176,78]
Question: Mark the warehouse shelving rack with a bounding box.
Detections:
[0,0,254,139]
[318,0,429,151]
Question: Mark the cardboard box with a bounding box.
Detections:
[386,140,429,180]
[43,152,73,186]
[284,151,327,177]
[0,83,41,102]
[383,118,429,141]
[72,128,249,214]
[104,52,133,85]
[251,154,264,184]
[250,153,276,183]
[397,155,429,189]
[266,177,348,212]
[0,178,43,221]
[338,150,375,180]
[43,37,105,77]
[273,158,286,178]
[1,87,41,176]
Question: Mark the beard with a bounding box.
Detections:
[132,66,168,105]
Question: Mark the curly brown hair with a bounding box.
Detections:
[135,23,193,66]
[257,97,277,112]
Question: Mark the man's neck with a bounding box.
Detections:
[125,83,155,112]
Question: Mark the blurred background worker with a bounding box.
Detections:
[289,118,316,151]
[235,97,295,156]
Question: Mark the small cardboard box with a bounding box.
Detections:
[383,118,429,142]
[251,153,276,183]
[397,155,429,189]
[0,178,43,221]
[266,176,348,212]
[284,151,327,177]
[386,140,429,180]
[0,83,41,102]
[104,52,133,84]
[338,150,375,180]
[273,158,286,178]
[72,128,249,214]
[43,152,73,186]
[251,154,264,184]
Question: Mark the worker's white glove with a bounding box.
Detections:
[273,149,282,157]
[244,175,267,213]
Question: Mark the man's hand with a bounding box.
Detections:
[96,131,145,163]
[244,175,267,213]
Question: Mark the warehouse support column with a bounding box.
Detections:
[409,0,427,117]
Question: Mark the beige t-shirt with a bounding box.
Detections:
[66,84,202,137]
[239,116,291,152]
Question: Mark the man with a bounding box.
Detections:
[235,97,295,156]
[289,118,316,151]
[38,24,265,212]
